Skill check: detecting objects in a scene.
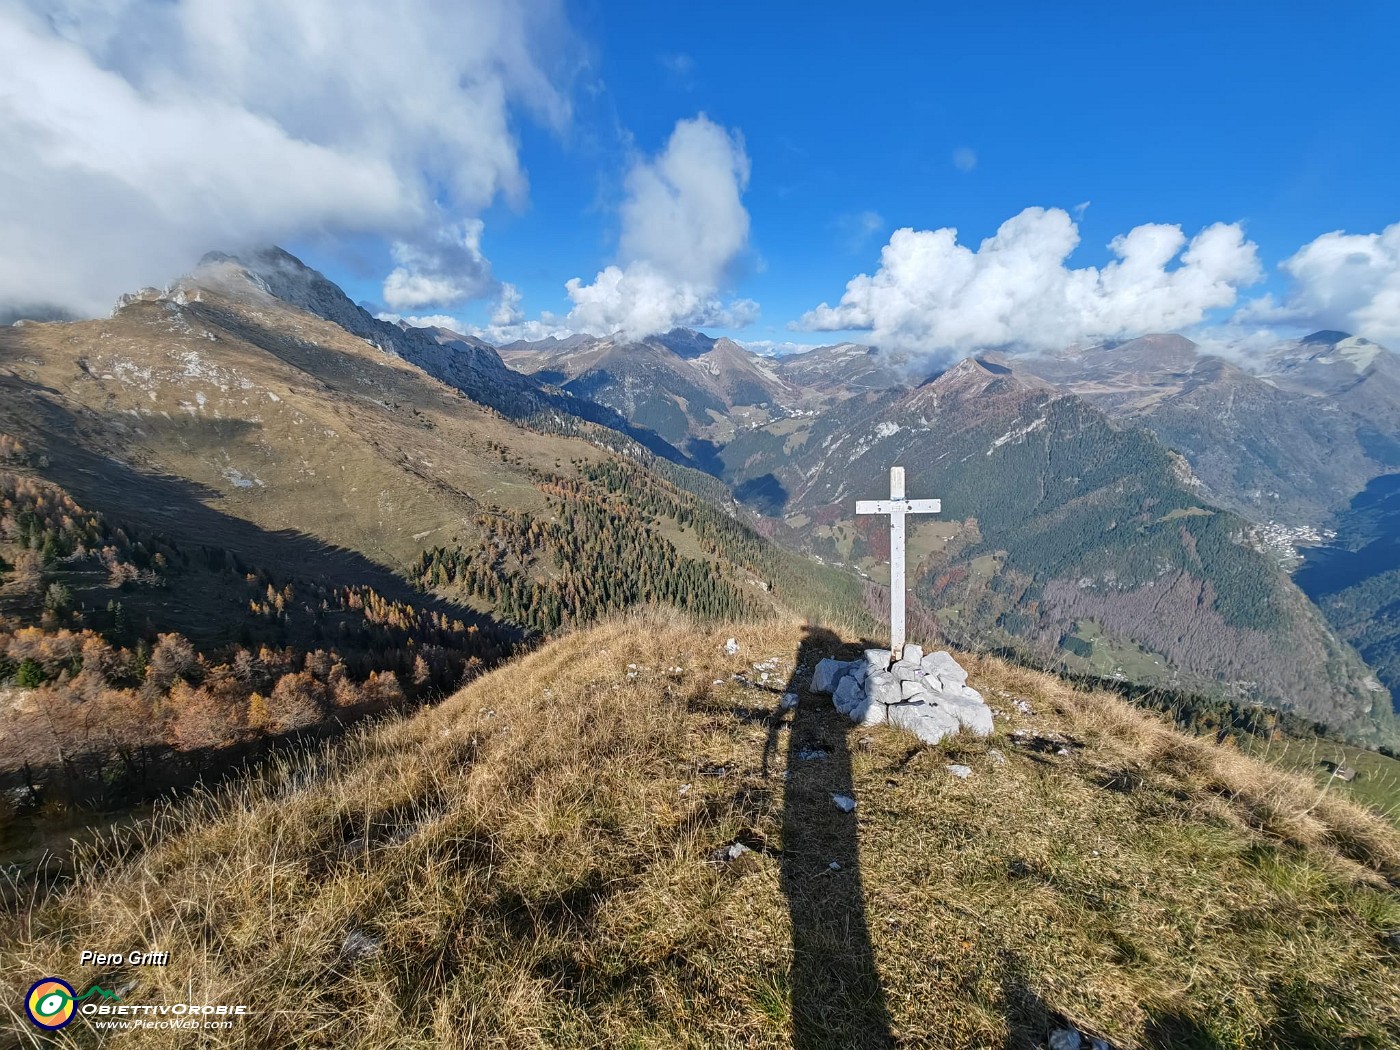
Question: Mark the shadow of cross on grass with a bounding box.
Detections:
[765,626,894,1049]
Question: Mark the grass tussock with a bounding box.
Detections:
[1,610,1398,1049]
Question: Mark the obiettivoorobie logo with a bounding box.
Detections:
[24,978,121,1030]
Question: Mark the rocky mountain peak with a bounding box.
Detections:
[651,327,717,359]
[924,354,1048,399]
[174,247,562,422]
[1300,330,1354,346]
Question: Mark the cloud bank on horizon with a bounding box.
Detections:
[795,208,1264,358]
[0,0,570,317]
[1237,223,1400,345]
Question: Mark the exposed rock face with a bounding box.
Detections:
[811,648,993,746]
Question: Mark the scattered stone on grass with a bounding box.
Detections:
[708,841,752,865]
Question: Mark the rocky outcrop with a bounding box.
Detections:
[811,647,992,745]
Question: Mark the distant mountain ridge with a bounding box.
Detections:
[485,319,1400,738]
[1016,331,1400,526]
[195,249,699,467]
[716,354,1394,739]
[497,326,801,470]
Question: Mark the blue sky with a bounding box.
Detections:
[462,0,1400,348]
[6,1,1400,354]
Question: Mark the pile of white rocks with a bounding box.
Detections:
[810,644,993,745]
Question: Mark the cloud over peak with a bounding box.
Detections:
[382,220,495,312]
[556,114,756,340]
[1238,222,1400,344]
[796,207,1262,358]
[0,0,573,317]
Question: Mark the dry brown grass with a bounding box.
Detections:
[2,611,1398,1048]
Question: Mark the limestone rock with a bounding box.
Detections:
[899,679,928,701]
[865,671,901,706]
[887,701,961,745]
[890,659,922,683]
[901,643,924,663]
[862,648,891,671]
[724,638,740,656]
[946,764,972,779]
[831,794,856,813]
[1048,1029,1082,1050]
[920,650,968,687]
[709,841,753,865]
[811,658,854,694]
[833,675,863,715]
[850,696,888,727]
[928,691,994,737]
[954,682,986,704]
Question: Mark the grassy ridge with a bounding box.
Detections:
[3,613,1397,1048]
[1240,733,1400,826]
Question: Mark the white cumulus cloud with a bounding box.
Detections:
[0,0,572,317]
[796,207,1262,358]
[1237,222,1400,344]
[490,283,526,327]
[375,312,465,332]
[564,264,758,337]
[559,114,757,339]
[382,220,495,311]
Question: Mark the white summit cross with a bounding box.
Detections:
[855,466,940,662]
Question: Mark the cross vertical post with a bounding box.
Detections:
[855,466,941,665]
[889,466,906,658]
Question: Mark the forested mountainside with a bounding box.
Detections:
[983,333,1400,716]
[1017,333,1400,526]
[0,456,509,799]
[1298,473,1400,720]
[719,356,1395,743]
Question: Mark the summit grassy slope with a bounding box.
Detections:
[4,613,1397,1049]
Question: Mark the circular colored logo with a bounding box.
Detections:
[25,978,76,1030]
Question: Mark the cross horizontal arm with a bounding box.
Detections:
[855,498,941,515]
